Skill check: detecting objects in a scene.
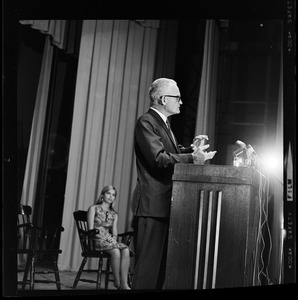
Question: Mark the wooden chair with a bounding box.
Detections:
[17,204,64,290]
[73,210,134,289]
[73,210,112,289]
[17,205,33,289]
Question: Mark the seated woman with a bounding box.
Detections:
[87,185,131,290]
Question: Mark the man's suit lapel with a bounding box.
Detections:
[148,109,180,153]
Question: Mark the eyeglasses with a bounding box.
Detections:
[160,95,182,102]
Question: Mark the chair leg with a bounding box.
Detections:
[96,257,103,290]
[53,257,61,290]
[22,254,32,290]
[30,255,35,290]
[73,257,87,289]
[105,258,110,289]
[23,254,35,290]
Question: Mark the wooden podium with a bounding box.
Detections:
[164,164,263,289]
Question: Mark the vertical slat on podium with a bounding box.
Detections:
[212,191,222,288]
[194,190,222,289]
[203,191,213,289]
[194,190,204,289]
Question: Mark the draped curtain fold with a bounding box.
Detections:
[19,20,66,49]
[20,19,75,213]
[20,36,53,212]
[18,37,53,267]
[59,20,159,271]
[195,20,219,148]
[19,20,78,53]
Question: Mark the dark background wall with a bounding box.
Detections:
[171,19,282,166]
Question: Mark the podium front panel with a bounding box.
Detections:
[164,164,262,289]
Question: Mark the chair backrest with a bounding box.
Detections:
[17,204,63,254]
[17,204,33,251]
[73,210,97,254]
[18,204,32,222]
[35,226,63,252]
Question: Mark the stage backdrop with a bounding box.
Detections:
[195,19,219,149]
[58,20,160,271]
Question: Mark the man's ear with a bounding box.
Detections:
[160,96,166,106]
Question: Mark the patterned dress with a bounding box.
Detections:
[92,205,128,251]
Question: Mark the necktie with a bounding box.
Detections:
[166,118,171,129]
[166,119,177,146]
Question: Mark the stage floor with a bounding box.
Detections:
[17,269,119,292]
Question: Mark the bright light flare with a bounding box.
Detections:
[258,145,283,178]
[262,154,279,171]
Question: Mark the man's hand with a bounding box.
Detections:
[192,143,217,164]
[191,135,209,151]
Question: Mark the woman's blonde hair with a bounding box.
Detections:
[96,185,117,210]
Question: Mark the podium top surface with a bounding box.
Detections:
[173,163,263,187]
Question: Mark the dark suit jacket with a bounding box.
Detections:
[132,109,193,218]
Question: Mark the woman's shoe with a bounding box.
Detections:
[120,285,131,290]
[114,284,122,290]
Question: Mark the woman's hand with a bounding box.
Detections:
[106,235,117,244]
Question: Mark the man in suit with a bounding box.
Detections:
[131,78,216,289]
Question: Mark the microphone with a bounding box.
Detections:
[247,144,257,155]
[235,140,247,149]
[233,140,259,168]
[233,140,247,157]
[247,144,258,160]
